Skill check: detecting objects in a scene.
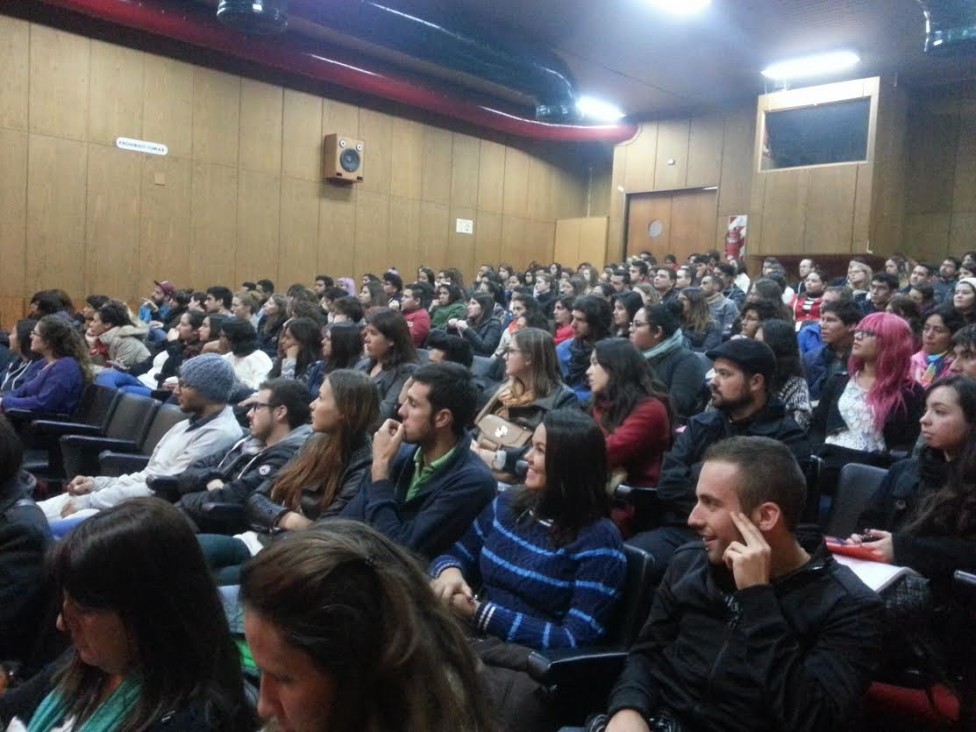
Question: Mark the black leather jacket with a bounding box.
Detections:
[607,540,883,732]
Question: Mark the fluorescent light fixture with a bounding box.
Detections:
[576,96,625,122]
[761,51,860,81]
[646,0,711,15]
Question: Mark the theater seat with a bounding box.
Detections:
[859,571,976,731]
[526,544,656,724]
[824,463,888,538]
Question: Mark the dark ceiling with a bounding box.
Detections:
[13,0,976,132]
[444,0,976,118]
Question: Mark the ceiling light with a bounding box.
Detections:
[576,96,625,122]
[646,0,711,16]
[761,51,860,81]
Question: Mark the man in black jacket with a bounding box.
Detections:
[176,379,312,531]
[628,339,809,581]
[0,419,53,669]
[600,437,882,732]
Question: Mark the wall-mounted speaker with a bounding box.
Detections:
[323,134,365,182]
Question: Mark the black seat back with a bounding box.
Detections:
[609,544,656,647]
[139,404,188,455]
[72,384,122,429]
[824,463,888,537]
[103,392,159,444]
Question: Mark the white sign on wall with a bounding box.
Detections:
[116,137,168,156]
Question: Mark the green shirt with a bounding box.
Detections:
[406,444,458,502]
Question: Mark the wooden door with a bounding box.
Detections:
[625,189,718,263]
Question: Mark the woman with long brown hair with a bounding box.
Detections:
[0,499,256,731]
[242,521,494,732]
[358,308,419,419]
[196,369,379,584]
[473,327,579,480]
[0,315,92,416]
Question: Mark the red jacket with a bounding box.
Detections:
[592,397,671,487]
[791,294,823,324]
[403,308,431,348]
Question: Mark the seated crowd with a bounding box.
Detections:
[0,250,975,732]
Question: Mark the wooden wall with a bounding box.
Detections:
[606,105,755,264]
[747,77,908,259]
[0,17,593,323]
[903,82,976,263]
[553,216,609,269]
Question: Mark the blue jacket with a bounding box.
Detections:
[2,358,85,415]
[556,338,591,404]
[802,344,848,401]
[338,436,496,558]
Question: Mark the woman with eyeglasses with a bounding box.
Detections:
[0,319,43,395]
[0,499,256,731]
[473,327,579,480]
[811,311,925,496]
[629,304,705,423]
[0,316,91,416]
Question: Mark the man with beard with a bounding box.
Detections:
[627,339,809,581]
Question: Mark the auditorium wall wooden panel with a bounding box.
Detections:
[0,19,606,325]
[318,185,357,278]
[89,40,144,148]
[450,134,481,208]
[0,129,28,301]
[29,24,88,141]
[390,118,424,200]
[278,177,321,288]
[903,83,976,261]
[139,155,192,290]
[85,145,142,298]
[0,17,29,131]
[281,90,323,182]
[239,80,283,175]
[26,135,88,297]
[609,107,756,264]
[143,55,194,160]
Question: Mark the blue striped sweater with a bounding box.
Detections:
[430,492,626,650]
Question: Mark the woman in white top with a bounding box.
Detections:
[219,320,272,391]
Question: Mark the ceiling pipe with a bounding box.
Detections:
[28,0,638,143]
[282,0,580,122]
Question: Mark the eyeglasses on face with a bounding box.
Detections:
[248,402,274,411]
[853,329,877,338]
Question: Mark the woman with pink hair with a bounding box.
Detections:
[811,312,925,497]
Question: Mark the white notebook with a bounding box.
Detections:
[834,554,920,593]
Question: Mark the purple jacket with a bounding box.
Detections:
[3,357,85,414]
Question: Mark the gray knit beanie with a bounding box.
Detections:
[179,354,236,403]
